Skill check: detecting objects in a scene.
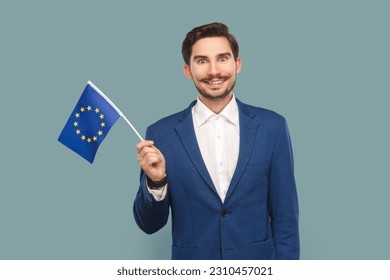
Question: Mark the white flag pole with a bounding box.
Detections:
[87,81,144,141]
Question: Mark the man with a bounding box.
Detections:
[134,22,299,260]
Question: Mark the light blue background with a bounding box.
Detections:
[1,0,389,259]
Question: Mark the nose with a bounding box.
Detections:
[207,61,220,76]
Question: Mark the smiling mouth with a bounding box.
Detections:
[205,79,225,85]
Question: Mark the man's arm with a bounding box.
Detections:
[133,129,169,234]
[268,118,300,259]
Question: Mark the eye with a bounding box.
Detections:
[219,56,228,62]
[198,59,207,64]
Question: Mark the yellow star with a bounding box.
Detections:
[73,121,78,127]
[81,135,86,140]
[87,105,92,111]
[75,113,80,118]
[80,107,85,112]
[99,114,104,119]
[97,130,103,136]
[93,136,97,141]
[95,108,100,113]
[87,138,92,143]
[75,129,81,135]
[100,122,105,127]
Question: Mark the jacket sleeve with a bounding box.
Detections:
[268,118,300,259]
[133,127,170,234]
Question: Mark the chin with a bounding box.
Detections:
[199,85,234,100]
[200,90,231,101]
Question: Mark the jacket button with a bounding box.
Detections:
[144,202,152,212]
[221,210,228,217]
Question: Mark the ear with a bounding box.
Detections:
[235,57,242,74]
[183,64,193,80]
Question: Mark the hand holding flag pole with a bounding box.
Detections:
[58,81,143,163]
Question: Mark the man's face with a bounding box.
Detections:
[184,37,242,101]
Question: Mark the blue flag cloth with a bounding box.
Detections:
[58,82,121,163]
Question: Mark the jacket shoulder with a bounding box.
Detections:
[148,109,185,130]
[145,101,194,139]
[238,100,286,123]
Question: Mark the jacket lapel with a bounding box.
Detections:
[225,100,260,201]
[174,102,218,196]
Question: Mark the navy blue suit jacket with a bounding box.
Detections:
[133,99,299,260]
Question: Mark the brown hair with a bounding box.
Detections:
[181,22,239,65]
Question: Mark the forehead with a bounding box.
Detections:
[191,37,233,58]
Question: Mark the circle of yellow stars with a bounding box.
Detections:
[72,105,106,143]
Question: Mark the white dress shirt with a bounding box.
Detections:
[148,96,240,203]
[192,96,240,202]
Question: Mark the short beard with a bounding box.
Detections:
[194,79,236,101]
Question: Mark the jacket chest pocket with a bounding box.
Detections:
[245,161,270,174]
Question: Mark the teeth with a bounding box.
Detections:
[208,80,222,85]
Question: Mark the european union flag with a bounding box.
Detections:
[58,81,121,163]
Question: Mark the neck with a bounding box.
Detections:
[198,93,233,114]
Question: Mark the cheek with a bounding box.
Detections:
[228,64,238,74]
[191,69,205,81]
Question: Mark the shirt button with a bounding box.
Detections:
[219,162,223,166]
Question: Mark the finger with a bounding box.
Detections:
[139,150,163,164]
[138,147,159,160]
[144,145,164,160]
[138,155,161,171]
[136,140,154,153]
[137,147,160,161]
[141,155,161,166]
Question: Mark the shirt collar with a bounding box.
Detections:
[193,95,239,127]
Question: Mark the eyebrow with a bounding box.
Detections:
[217,52,232,58]
[192,55,208,61]
[192,52,233,61]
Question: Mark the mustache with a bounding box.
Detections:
[200,74,231,82]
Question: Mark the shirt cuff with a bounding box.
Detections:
[147,183,168,201]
